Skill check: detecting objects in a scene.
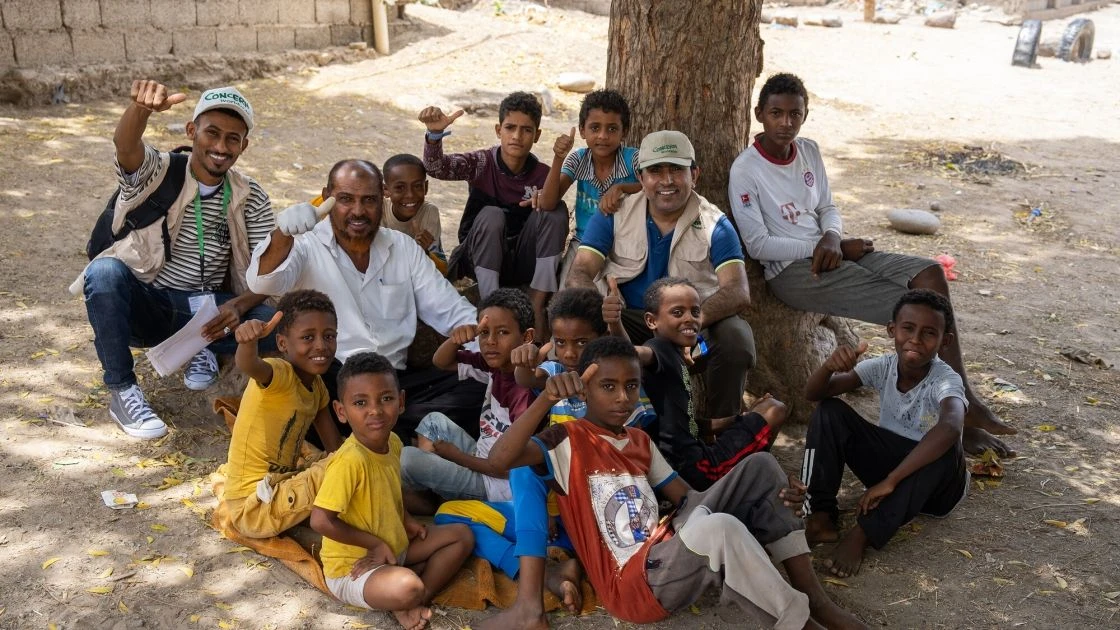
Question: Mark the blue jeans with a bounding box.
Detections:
[400,413,487,500]
[83,257,276,390]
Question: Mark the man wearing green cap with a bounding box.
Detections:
[567,129,756,427]
[72,79,275,439]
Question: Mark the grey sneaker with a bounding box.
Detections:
[109,385,168,439]
[184,348,219,391]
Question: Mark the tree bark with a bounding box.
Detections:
[606,0,857,424]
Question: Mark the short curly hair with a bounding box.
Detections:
[479,288,535,334]
[275,289,336,334]
[382,153,425,180]
[642,277,698,315]
[547,288,607,335]
[578,89,631,133]
[499,91,543,127]
[892,288,955,333]
[577,335,639,374]
[758,73,809,110]
[337,351,398,398]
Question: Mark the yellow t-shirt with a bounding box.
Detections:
[224,359,329,501]
[315,433,408,579]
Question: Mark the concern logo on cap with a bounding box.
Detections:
[194,86,255,133]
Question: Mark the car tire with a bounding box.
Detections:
[1058,18,1094,62]
[1012,19,1042,67]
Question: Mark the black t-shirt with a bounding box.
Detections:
[642,336,704,471]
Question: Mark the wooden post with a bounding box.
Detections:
[371,0,390,55]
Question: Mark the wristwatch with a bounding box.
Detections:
[425,130,452,142]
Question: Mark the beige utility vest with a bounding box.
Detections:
[601,191,724,304]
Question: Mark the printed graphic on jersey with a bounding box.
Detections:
[588,472,658,569]
[804,171,815,187]
[780,202,801,224]
[740,192,752,207]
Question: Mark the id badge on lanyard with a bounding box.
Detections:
[192,177,231,293]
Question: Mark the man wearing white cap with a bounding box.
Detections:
[74,79,275,439]
[567,129,756,427]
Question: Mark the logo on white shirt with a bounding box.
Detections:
[780,202,801,224]
[804,171,815,187]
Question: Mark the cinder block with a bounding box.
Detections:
[239,0,279,24]
[316,0,350,24]
[196,0,241,26]
[72,29,127,64]
[329,23,362,45]
[294,24,330,48]
[150,0,196,29]
[256,26,294,51]
[172,27,218,55]
[279,0,315,24]
[124,27,173,61]
[216,26,257,53]
[61,0,102,29]
[2,0,64,30]
[349,0,372,24]
[13,30,73,67]
[0,34,15,69]
[101,0,151,28]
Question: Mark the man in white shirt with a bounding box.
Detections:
[247,160,484,441]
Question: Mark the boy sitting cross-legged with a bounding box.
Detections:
[481,336,867,629]
[802,289,970,578]
[400,288,536,507]
[221,289,342,539]
[311,352,474,630]
[633,277,789,491]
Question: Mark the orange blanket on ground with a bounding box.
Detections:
[210,397,596,613]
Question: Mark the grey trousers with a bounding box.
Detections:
[646,452,811,630]
[464,204,568,298]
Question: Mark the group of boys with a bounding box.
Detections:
[74,72,1018,629]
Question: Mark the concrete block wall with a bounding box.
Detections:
[0,0,383,69]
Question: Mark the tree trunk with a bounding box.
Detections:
[606,0,857,424]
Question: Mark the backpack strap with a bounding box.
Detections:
[116,149,190,261]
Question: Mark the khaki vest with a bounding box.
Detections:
[71,152,258,296]
[602,191,724,304]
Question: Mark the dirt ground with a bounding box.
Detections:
[1,1,1118,628]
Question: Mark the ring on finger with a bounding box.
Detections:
[223,326,231,336]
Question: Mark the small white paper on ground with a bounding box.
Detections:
[101,490,139,510]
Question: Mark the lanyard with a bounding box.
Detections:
[192,178,231,290]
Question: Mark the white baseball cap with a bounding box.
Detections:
[193,86,254,133]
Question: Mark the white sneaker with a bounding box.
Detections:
[184,348,219,391]
[109,385,168,439]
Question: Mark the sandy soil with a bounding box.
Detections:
[1,1,1118,628]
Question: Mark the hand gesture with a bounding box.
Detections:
[277,198,334,236]
[449,322,479,346]
[599,185,625,215]
[518,186,542,210]
[130,80,187,113]
[404,517,428,541]
[511,341,552,371]
[602,277,623,325]
[824,340,868,373]
[810,232,843,277]
[554,127,576,160]
[414,228,435,251]
[203,301,246,342]
[544,363,598,402]
[350,542,397,577]
[840,238,874,262]
[234,311,283,345]
[432,440,459,459]
[779,474,808,516]
[857,478,896,515]
[418,106,464,133]
[416,434,436,453]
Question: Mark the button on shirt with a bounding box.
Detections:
[246,221,476,368]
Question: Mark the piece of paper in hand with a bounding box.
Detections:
[146,295,218,376]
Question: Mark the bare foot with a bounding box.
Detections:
[824,525,868,578]
[392,606,432,630]
[805,513,840,546]
[964,395,1016,436]
[472,605,549,630]
[808,597,869,630]
[545,557,583,614]
[962,426,1016,458]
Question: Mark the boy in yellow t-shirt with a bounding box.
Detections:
[222,289,343,538]
[311,352,473,629]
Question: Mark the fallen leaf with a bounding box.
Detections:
[1056,576,1068,589]
[1036,424,1058,432]
[179,566,194,578]
[218,620,237,629]
[87,549,110,557]
[215,602,233,611]
[98,567,114,578]
[87,585,115,595]
[1084,498,1100,504]
[993,578,1014,585]
[688,604,701,615]
[346,623,374,629]
[135,502,150,510]
[1043,520,1068,528]
[224,546,252,553]
[822,576,850,587]
[42,557,61,569]
[1104,591,1120,600]
[118,600,129,613]
[146,536,154,544]
[190,614,201,623]
[111,468,126,477]
[150,524,169,532]
[956,549,973,559]
[49,624,58,630]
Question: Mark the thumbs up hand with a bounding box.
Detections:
[418,106,464,133]
[235,311,284,344]
[543,363,598,402]
[602,276,623,325]
[554,127,576,160]
[824,340,868,373]
[277,197,334,236]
